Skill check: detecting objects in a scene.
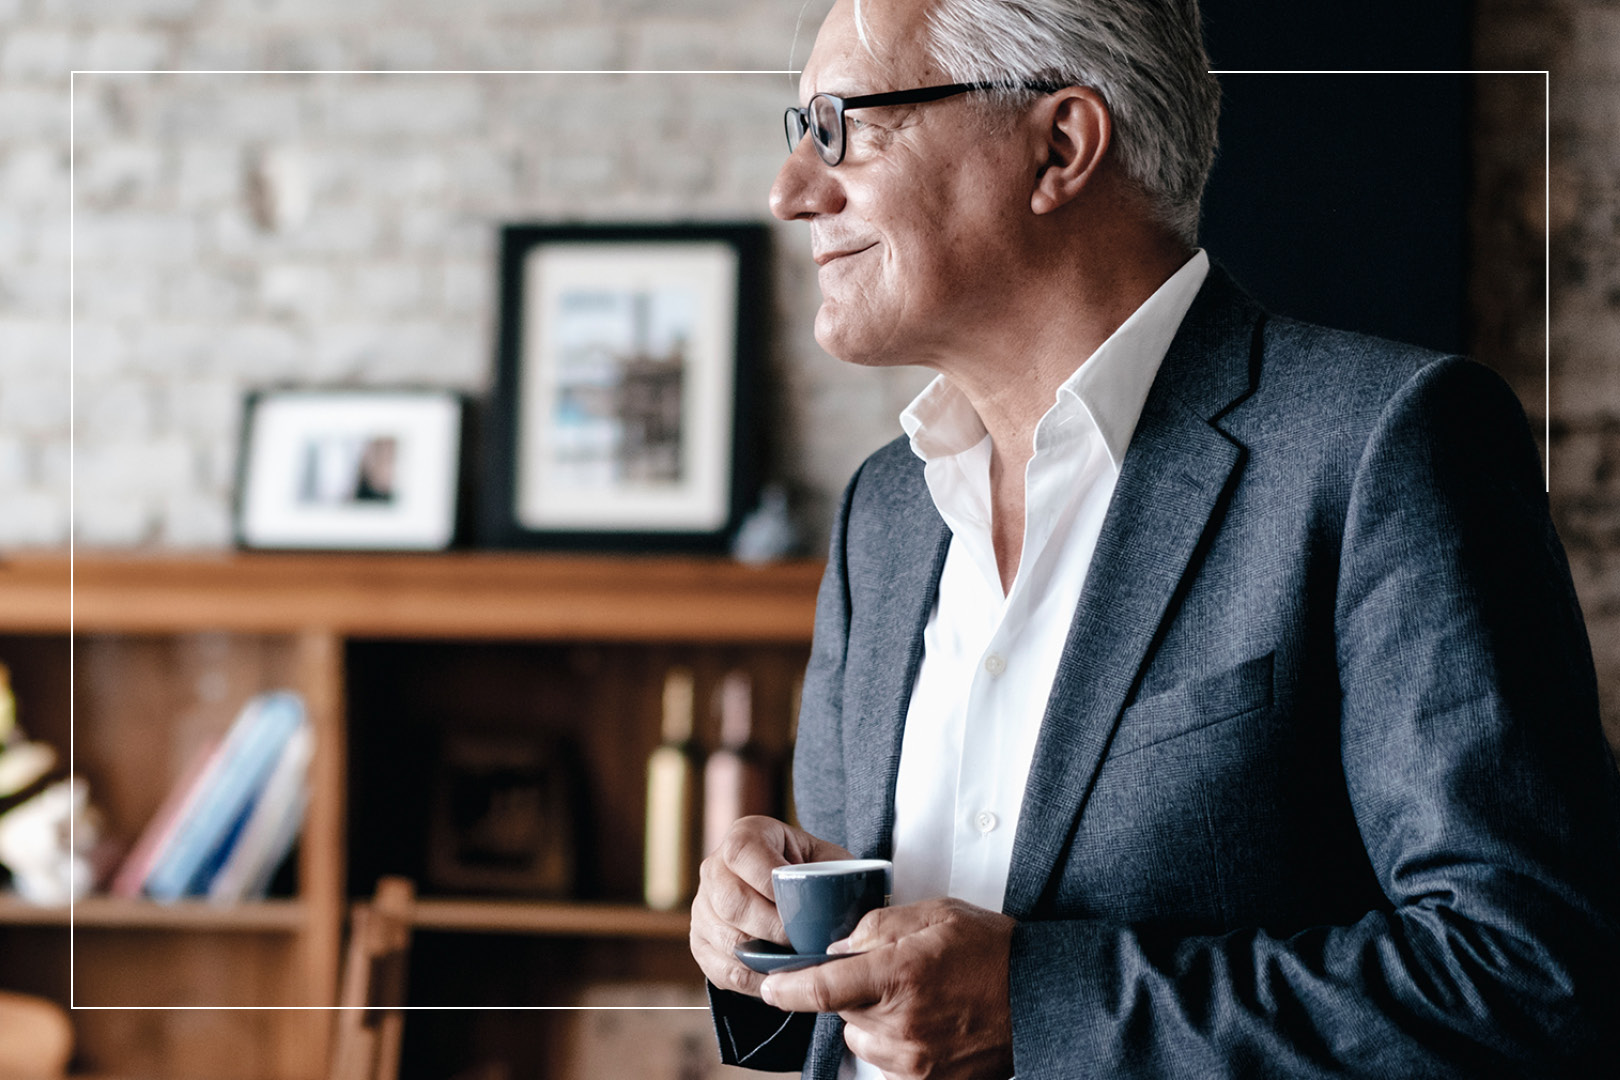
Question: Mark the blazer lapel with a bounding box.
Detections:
[1002,268,1262,918]
[843,463,950,862]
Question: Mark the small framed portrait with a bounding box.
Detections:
[482,223,766,552]
[235,389,463,550]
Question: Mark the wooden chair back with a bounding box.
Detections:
[328,875,415,1080]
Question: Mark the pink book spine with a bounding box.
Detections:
[108,737,224,899]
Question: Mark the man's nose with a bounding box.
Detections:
[769,136,843,221]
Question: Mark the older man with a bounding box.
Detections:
[689,0,1620,1077]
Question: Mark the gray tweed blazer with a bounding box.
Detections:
[710,268,1620,1078]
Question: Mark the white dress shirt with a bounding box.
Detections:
[843,250,1209,1080]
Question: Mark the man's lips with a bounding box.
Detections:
[813,243,877,266]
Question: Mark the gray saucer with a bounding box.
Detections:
[734,938,863,974]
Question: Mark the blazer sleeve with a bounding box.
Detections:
[1008,357,1620,1077]
[708,462,864,1072]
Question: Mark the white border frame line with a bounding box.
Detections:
[63,65,1555,1016]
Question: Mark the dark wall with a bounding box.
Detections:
[1197,2,1472,353]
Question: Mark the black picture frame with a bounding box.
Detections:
[481,222,768,553]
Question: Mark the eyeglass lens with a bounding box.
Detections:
[784,96,848,165]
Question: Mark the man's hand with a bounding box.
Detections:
[758,898,1017,1080]
[690,815,853,997]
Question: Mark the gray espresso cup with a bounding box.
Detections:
[772,859,893,955]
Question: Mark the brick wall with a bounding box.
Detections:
[1,1,1616,739]
[1473,0,1620,749]
[0,0,931,550]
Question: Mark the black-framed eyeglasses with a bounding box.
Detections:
[784,81,1065,166]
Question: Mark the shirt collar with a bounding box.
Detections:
[900,249,1211,469]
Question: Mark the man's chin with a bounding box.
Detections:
[814,304,898,368]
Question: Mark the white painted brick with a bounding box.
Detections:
[265,33,354,74]
[175,144,241,207]
[85,29,172,73]
[194,432,239,491]
[69,320,127,380]
[73,493,156,547]
[0,258,70,315]
[308,322,381,380]
[159,492,232,547]
[468,26,625,71]
[0,491,69,548]
[74,212,199,263]
[442,260,491,318]
[0,88,68,140]
[164,379,240,437]
[323,81,486,139]
[281,205,381,256]
[127,321,215,375]
[0,378,70,436]
[40,0,201,20]
[36,440,68,489]
[80,378,156,439]
[0,319,67,375]
[73,142,167,209]
[72,267,158,320]
[398,207,490,257]
[75,437,194,495]
[215,0,386,19]
[534,152,621,197]
[360,27,443,72]
[154,83,303,141]
[258,263,337,320]
[445,146,521,210]
[175,30,265,72]
[353,263,429,316]
[0,438,30,487]
[163,264,252,320]
[0,216,26,264]
[2,29,75,79]
[2,145,70,210]
[217,322,306,380]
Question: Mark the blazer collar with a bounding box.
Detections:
[1001,264,1264,917]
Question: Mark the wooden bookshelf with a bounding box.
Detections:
[0,551,820,1080]
[0,895,306,931]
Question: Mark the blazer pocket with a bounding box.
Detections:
[1110,652,1275,758]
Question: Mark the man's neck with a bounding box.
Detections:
[935,238,1194,592]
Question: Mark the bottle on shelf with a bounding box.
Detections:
[644,668,700,911]
[702,670,775,858]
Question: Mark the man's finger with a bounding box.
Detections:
[712,818,794,896]
[759,949,888,1014]
[828,897,943,953]
[696,867,789,946]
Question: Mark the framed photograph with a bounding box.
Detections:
[425,730,578,897]
[235,389,463,550]
[482,223,766,551]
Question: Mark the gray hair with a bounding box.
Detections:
[922,0,1220,244]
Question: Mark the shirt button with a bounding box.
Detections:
[983,654,1006,677]
[975,811,998,834]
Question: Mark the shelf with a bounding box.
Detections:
[0,894,306,932]
[404,899,690,939]
[0,552,823,643]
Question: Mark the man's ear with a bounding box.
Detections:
[1030,87,1112,216]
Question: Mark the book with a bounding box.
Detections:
[144,692,307,902]
[108,736,224,899]
[207,720,313,904]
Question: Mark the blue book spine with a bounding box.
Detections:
[144,692,306,902]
